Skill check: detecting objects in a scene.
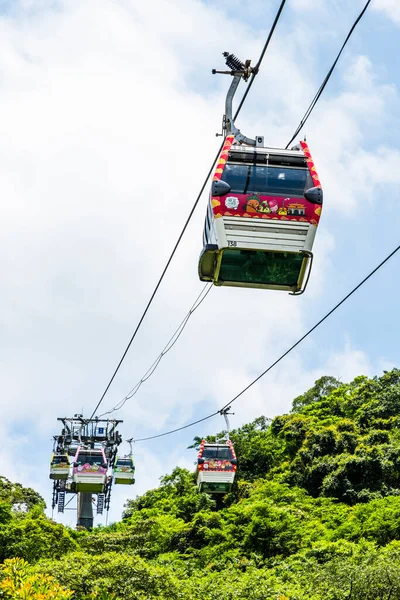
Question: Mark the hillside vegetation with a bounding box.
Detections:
[2,369,400,598]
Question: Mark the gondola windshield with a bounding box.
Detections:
[222,164,313,197]
[76,453,104,467]
[202,446,233,460]
[51,455,69,466]
[115,458,133,468]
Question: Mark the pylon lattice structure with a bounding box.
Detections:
[51,416,123,530]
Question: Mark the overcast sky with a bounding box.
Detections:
[1,0,399,526]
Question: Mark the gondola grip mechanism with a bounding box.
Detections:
[219,406,234,439]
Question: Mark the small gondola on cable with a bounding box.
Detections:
[196,408,237,494]
[49,453,70,480]
[72,446,108,493]
[113,440,136,485]
[199,52,323,294]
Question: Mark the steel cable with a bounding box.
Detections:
[97,284,212,417]
[133,243,400,442]
[285,0,372,149]
[89,0,289,419]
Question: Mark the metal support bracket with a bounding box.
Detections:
[219,406,234,440]
[289,250,314,296]
[126,438,134,457]
[213,52,260,146]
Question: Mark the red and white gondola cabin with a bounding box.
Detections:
[198,138,323,293]
[196,439,237,494]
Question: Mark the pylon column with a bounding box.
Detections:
[77,492,93,530]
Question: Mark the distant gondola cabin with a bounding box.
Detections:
[196,439,237,494]
[113,456,135,485]
[49,453,70,480]
[72,447,107,493]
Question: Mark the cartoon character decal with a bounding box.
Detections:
[77,463,104,474]
[203,459,233,471]
[225,196,239,210]
[73,450,107,476]
[243,194,261,213]
[114,466,134,473]
[244,196,289,216]
[258,200,271,213]
[268,199,279,214]
[287,203,306,216]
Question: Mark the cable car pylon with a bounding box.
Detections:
[50,416,125,530]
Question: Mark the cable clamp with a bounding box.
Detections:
[212,52,255,82]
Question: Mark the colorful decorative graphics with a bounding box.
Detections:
[268,199,279,214]
[212,135,235,182]
[258,200,272,213]
[76,463,106,475]
[203,459,233,471]
[300,140,322,189]
[209,140,322,227]
[197,439,237,474]
[287,203,306,216]
[114,466,134,473]
[244,194,262,213]
[225,196,240,209]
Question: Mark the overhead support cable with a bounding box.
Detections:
[233,0,287,121]
[285,0,372,149]
[98,284,212,418]
[133,243,400,442]
[89,0,289,419]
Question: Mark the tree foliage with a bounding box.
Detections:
[0,476,44,511]
[2,369,400,598]
[0,506,78,563]
[0,557,74,599]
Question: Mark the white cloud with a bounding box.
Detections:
[373,0,400,25]
[290,0,325,10]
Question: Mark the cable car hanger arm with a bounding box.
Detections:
[213,52,261,147]
[219,406,234,440]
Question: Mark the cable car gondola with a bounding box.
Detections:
[196,409,237,494]
[72,447,108,493]
[49,453,70,480]
[113,455,135,485]
[196,439,237,494]
[199,53,323,294]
